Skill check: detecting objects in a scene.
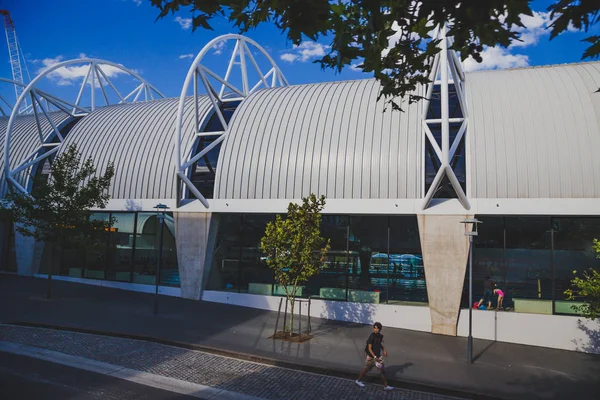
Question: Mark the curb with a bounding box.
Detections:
[7,321,503,400]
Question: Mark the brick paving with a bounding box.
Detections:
[0,324,463,400]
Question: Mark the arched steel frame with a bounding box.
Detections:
[421,26,470,210]
[176,34,288,208]
[3,58,165,195]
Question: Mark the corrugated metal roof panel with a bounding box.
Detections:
[215,79,423,199]
[0,111,72,196]
[466,62,600,198]
[60,97,212,200]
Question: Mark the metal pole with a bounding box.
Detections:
[468,235,473,364]
[154,210,165,315]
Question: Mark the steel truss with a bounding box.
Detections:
[3,58,165,195]
[176,34,288,208]
[422,26,470,210]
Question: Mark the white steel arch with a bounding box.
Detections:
[3,58,165,195]
[421,26,470,210]
[176,34,288,208]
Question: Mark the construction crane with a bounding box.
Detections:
[1,9,31,113]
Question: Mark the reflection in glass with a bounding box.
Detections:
[388,216,426,304]
[109,213,135,282]
[159,213,179,286]
[239,214,275,293]
[553,217,600,315]
[132,212,160,285]
[505,217,552,302]
[207,214,243,291]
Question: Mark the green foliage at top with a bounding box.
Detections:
[151,0,599,110]
[260,194,331,296]
[564,238,600,320]
[0,144,115,244]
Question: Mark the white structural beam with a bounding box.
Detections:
[422,26,470,210]
[4,58,164,196]
[176,34,289,209]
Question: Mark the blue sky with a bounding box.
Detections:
[0,0,598,105]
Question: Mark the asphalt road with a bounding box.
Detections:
[0,351,201,400]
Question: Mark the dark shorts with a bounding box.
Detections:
[483,288,493,302]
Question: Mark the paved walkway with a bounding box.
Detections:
[1,275,599,400]
[0,324,460,400]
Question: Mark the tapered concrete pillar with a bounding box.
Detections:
[175,212,212,300]
[418,214,472,336]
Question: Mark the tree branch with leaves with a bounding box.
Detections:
[0,144,115,298]
[564,238,600,320]
[151,0,599,110]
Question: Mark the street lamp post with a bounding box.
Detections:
[153,203,169,316]
[460,217,482,364]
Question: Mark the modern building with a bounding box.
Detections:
[1,34,599,354]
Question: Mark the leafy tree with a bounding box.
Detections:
[152,0,599,109]
[0,145,115,299]
[564,238,600,320]
[260,194,330,336]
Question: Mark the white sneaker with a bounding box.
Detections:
[355,380,365,388]
[384,386,394,391]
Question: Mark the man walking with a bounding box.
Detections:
[355,322,394,391]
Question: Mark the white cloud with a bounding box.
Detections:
[462,47,529,72]
[349,63,363,72]
[212,41,226,55]
[174,16,192,30]
[78,53,87,59]
[280,53,299,63]
[132,0,142,6]
[37,56,127,86]
[179,53,194,60]
[280,41,330,63]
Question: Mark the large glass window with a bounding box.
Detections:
[109,213,135,282]
[159,213,179,286]
[466,217,505,308]
[306,216,350,300]
[347,216,389,303]
[389,216,426,304]
[239,214,275,293]
[207,214,243,292]
[552,217,600,315]
[0,222,17,273]
[505,217,552,304]
[208,213,428,305]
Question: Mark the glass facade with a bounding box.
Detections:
[39,211,179,287]
[464,216,600,316]
[207,213,427,305]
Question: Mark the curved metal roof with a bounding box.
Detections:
[61,96,213,200]
[0,111,72,197]
[214,79,423,200]
[466,62,600,198]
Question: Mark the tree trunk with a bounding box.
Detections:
[288,297,295,336]
[47,240,58,299]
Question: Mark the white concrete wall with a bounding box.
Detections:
[202,291,432,332]
[457,309,600,354]
[34,274,182,297]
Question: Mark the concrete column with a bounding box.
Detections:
[418,214,473,336]
[175,212,212,300]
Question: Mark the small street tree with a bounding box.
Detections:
[564,238,600,320]
[0,144,115,299]
[260,194,330,337]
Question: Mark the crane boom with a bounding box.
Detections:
[1,10,29,112]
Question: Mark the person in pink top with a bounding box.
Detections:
[494,288,504,310]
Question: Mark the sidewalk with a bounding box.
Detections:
[1,275,599,400]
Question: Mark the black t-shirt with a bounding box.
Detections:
[365,332,384,357]
[484,278,495,290]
